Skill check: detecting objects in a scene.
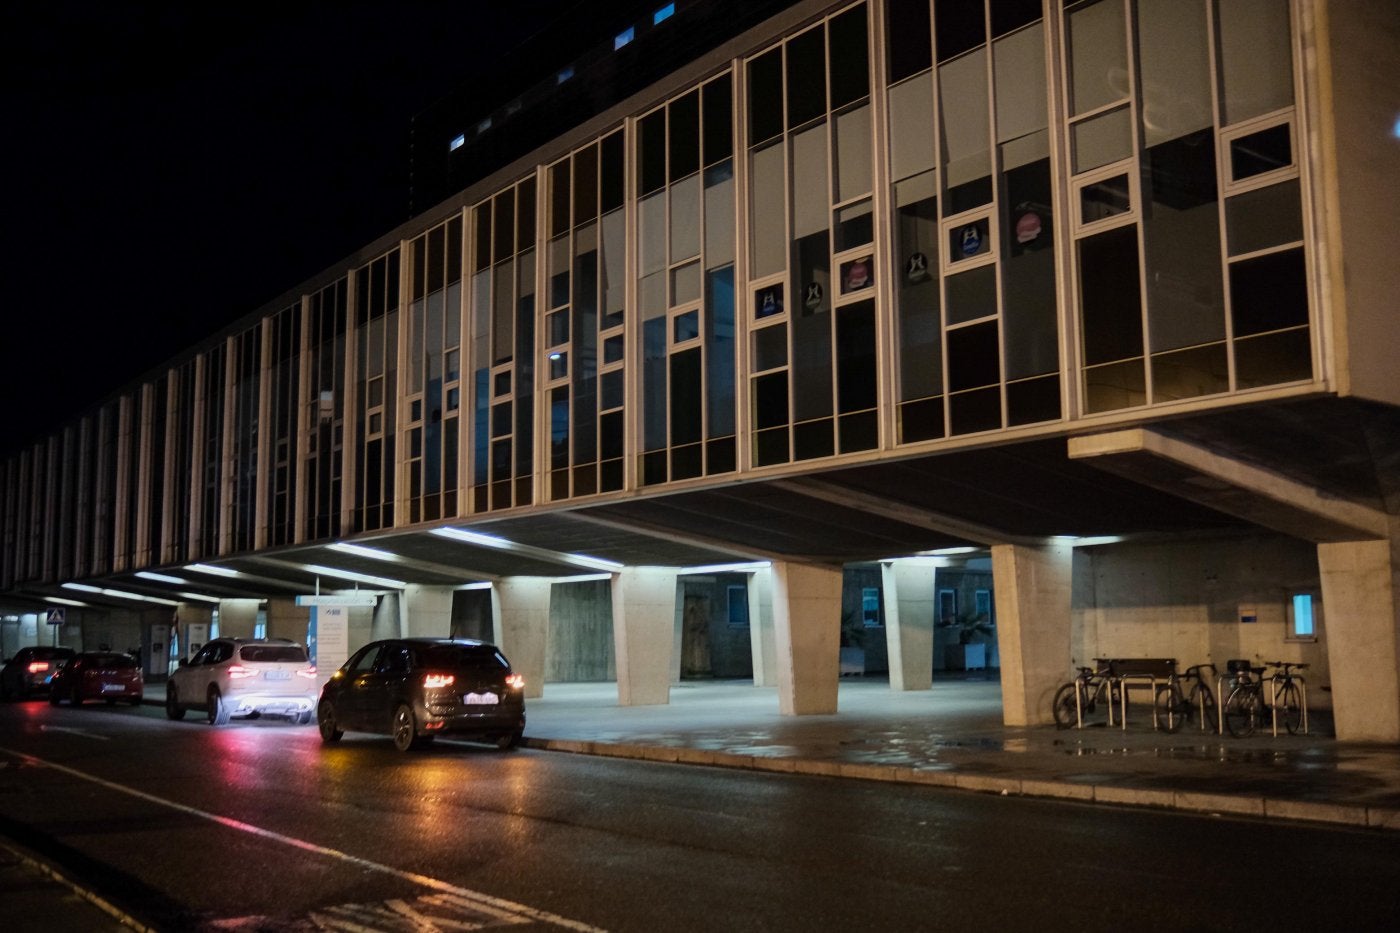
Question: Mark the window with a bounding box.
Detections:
[1288,593,1317,641]
[450,134,465,152]
[862,586,881,626]
[938,588,957,623]
[727,585,749,626]
[975,588,992,622]
[654,4,674,25]
[615,27,634,50]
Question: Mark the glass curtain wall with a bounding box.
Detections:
[229,325,261,553]
[355,252,399,532]
[170,360,196,564]
[747,3,879,467]
[143,376,168,566]
[886,0,1057,442]
[545,131,626,500]
[638,72,738,486]
[469,176,537,512]
[266,304,300,547]
[1068,0,1308,413]
[305,278,348,540]
[95,400,119,571]
[118,390,142,569]
[56,426,76,581]
[404,218,463,523]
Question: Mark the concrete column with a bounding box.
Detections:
[771,560,843,715]
[371,594,400,642]
[492,578,551,700]
[402,585,453,637]
[263,597,305,642]
[611,567,679,706]
[1318,531,1400,743]
[882,559,936,692]
[218,599,260,639]
[991,543,1072,726]
[747,567,778,687]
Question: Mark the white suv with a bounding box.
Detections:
[167,637,318,725]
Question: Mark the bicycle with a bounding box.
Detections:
[1052,660,1118,729]
[1223,661,1308,737]
[1152,663,1217,734]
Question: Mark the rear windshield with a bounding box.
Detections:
[415,644,507,671]
[30,648,75,660]
[89,653,138,669]
[239,645,308,663]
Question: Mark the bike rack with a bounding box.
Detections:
[1268,674,1309,736]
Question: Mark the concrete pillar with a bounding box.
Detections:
[492,578,551,700]
[771,561,843,715]
[218,599,260,639]
[611,567,679,706]
[882,559,936,692]
[991,543,1072,726]
[747,567,778,687]
[371,594,400,642]
[402,585,453,637]
[263,597,305,642]
[1318,531,1400,743]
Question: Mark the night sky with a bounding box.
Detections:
[3,1,631,458]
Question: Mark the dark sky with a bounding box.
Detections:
[2,1,633,458]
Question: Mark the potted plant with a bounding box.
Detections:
[940,611,994,670]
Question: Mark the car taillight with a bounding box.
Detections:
[27,661,50,674]
[226,664,256,679]
[505,673,525,690]
[423,673,455,689]
[295,667,317,679]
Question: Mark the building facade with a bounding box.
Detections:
[3,0,1398,740]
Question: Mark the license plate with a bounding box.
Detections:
[463,692,499,705]
[264,671,291,680]
[102,683,124,692]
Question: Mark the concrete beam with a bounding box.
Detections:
[1069,428,1390,542]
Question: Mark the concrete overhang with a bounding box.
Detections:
[1068,427,1390,543]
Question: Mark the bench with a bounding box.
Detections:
[1104,658,1177,730]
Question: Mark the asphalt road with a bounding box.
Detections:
[1,700,1398,932]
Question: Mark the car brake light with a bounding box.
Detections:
[27,661,50,674]
[227,664,256,679]
[295,667,318,679]
[423,673,455,689]
[505,673,525,690]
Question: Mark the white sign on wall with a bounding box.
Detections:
[309,605,349,677]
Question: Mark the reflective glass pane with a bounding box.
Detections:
[1068,0,1127,115]
[1072,107,1132,173]
[1219,0,1294,125]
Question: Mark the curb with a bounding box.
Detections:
[0,839,155,932]
[521,736,1399,832]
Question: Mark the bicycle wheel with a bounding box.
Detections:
[1154,683,1184,733]
[1277,681,1303,735]
[1189,682,1218,733]
[1052,683,1081,729]
[1224,686,1260,738]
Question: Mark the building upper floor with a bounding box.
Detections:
[2,0,1397,609]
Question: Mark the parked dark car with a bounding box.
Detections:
[0,646,76,700]
[48,651,144,706]
[317,638,526,752]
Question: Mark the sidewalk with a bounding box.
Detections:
[518,677,1400,831]
[141,676,1400,831]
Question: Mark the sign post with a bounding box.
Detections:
[46,608,64,645]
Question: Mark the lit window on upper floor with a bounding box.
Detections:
[1288,593,1317,641]
[615,26,634,50]
[654,4,675,25]
[449,134,465,152]
[557,66,574,84]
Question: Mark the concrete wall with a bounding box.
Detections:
[452,588,493,640]
[547,579,615,682]
[1316,0,1400,406]
[1073,534,1331,706]
[677,574,754,680]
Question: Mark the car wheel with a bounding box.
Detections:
[317,702,343,743]
[207,686,231,726]
[495,730,523,750]
[165,685,186,720]
[392,704,421,752]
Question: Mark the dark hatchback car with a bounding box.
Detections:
[0,646,77,700]
[48,651,144,706]
[318,638,526,752]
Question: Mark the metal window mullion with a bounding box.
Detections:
[253,312,274,551]
[293,293,313,545]
[732,58,753,473]
[983,0,1008,431]
[1047,0,1082,421]
[1123,0,1153,407]
[392,238,412,526]
[218,336,237,555]
[532,166,550,505]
